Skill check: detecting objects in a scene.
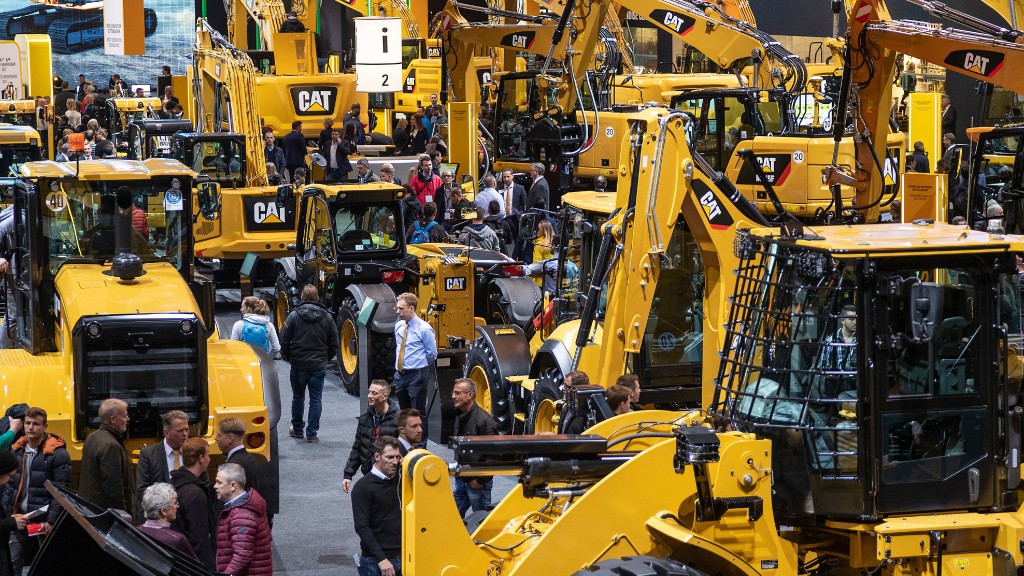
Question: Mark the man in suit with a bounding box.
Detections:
[396,408,422,456]
[941,94,958,139]
[282,120,307,183]
[136,410,190,510]
[501,169,527,258]
[527,162,550,213]
[215,418,260,493]
[324,128,352,181]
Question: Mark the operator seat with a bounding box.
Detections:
[339,229,373,251]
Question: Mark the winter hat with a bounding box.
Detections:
[0,451,18,476]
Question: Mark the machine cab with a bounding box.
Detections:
[293,184,412,307]
[172,132,247,187]
[712,225,1024,522]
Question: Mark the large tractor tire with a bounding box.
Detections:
[338,296,395,396]
[525,367,563,434]
[464,337,515,434]
[574,556,708,576]
[273,271,293,333]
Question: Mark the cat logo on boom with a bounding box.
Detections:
[501,31,535,49]
[944,49,1004,78]
[290,86,339,116]
[692,181,734,230]
[648,9,695,36]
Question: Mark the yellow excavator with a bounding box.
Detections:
[401,2,1024,575]
[183,20,299,284]
[220,0,366,140]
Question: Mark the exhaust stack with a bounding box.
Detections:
[107,186,145,284]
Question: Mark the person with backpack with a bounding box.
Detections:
[458,207,502,252]
[230,296,280,357]
[407,202,449,245]
[483,200,513,254]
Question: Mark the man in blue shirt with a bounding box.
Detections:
[393,292,437,443]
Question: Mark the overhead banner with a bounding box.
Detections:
[104,0,146,56]
[0,0,191,91]
[354,17,402,93]
[0,43,21,99]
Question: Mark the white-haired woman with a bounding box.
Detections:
[138,483,198,560]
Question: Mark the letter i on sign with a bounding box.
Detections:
[382,27,388,53]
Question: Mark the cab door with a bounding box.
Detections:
[870,262,998,514]
[10,181,54,354]
[294,187,336,303]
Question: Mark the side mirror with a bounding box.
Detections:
[461,174,473,184]
[519,212,538,241]
[275,184,294,211]
[196,182,221,219]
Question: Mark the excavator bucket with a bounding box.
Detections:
[30,482,213,576]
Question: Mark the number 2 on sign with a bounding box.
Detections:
[382,74,389,87]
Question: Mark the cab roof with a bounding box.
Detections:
[20,159,195,180]
[746,221,1024,256]
[562,191,616,214]
[312,182,407,201]
[0,124,40,144]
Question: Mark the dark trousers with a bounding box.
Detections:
[394,367,429,441]
[358,555,402,576]
[290,367,326,438]
[10,528,39,574]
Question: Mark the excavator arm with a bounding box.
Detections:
[571,108,768,400]
[832,0,1024,222]
[535,0,804,93]
[193,19,269,187]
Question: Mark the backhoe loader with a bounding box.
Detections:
[400,6,1024,576]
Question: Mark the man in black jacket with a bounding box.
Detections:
[281,120,307,183]
[451,378,499,517]
[343,380,399,493]
[4,407,71,573]
[351,436,402,576]
[280,284,340,443]
[171,437,217,570]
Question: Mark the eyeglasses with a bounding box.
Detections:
[451,390,471,396]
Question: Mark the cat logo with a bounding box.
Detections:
[290,86,338,116]
[735,154,793,187]
[649,9,695,36]
[502,31,535,49]
[445,277,467,291]
[427,46,441,58]
[253,200,287,224]
[244,196,295,231]
[693,181,734,230]
[883,146,901,193]
[404,69,417,93]
[944,49,1004,78]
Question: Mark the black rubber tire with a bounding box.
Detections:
[338,297,362,396]
[464,337,515,434]
[338,296,396,397]
[525,367,562,434]
[273,271,293,334]
[573,556,708,576]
